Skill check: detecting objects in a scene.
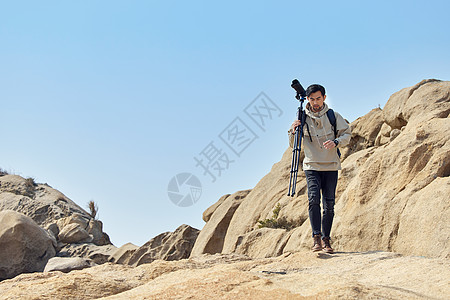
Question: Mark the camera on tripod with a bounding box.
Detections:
[291,79,307,100]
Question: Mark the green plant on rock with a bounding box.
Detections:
[258,203,298,230]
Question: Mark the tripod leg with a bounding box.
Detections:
[291,124,305,196]
[288,99,306,197]
[288,129,299,196]
[291,131,301,195]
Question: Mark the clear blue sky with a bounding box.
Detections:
[1,1,449,247]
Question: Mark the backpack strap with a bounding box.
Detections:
[326,109,337,137]
[326,109,341,158]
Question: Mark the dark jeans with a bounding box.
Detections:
[304,170,338,239]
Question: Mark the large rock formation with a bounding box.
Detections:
[111,224,199,266]
[0,175,89,226]
[192,79,450,259]
[0,173,203,279]
[0,210,56,280]
[0,174,116,280]
[0,175,111,247]
[191,190,251,257]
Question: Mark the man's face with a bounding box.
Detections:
[307,91,326,112]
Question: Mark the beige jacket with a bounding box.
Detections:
[288,103,351,171]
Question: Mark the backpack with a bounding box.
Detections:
[302,108,341,158]
[326,109,341,158]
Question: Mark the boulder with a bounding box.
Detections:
[45,223,60,238]
[0,210,56,280]
[86,219,111,246]
[109,243,139,264]
[56,213,90,230]
[58,223,91,244]
[127,225,199,266]
[383,79,449,128]
[58,243,117,265]
[389,128,401,141]
[55,214,111,246]
[44,257,93,273]
[191,190,250,257]
[375,122,392,146]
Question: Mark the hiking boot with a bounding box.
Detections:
[322,237,334,254]
[312,235,322,252]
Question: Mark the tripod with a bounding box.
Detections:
[287,79,307,197]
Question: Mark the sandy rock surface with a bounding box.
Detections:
[0,251,448,299]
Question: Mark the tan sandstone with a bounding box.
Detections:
[0,251,448,299]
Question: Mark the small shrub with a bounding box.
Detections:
[25,177,37,189]
[0,168,9,176]
[258,203,299,230]
[87,200,98,219]
[25,177,36,185]
[22,177,37,197]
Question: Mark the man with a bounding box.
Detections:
[288,84,351,253]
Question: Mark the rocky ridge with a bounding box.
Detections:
[0,79,448,299]
[0,175,199,280]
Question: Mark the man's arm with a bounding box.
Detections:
[288,128,295,148]
[288,120,301,148]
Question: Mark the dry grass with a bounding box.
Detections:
[87,200,98,219]
[0,168,9,176]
